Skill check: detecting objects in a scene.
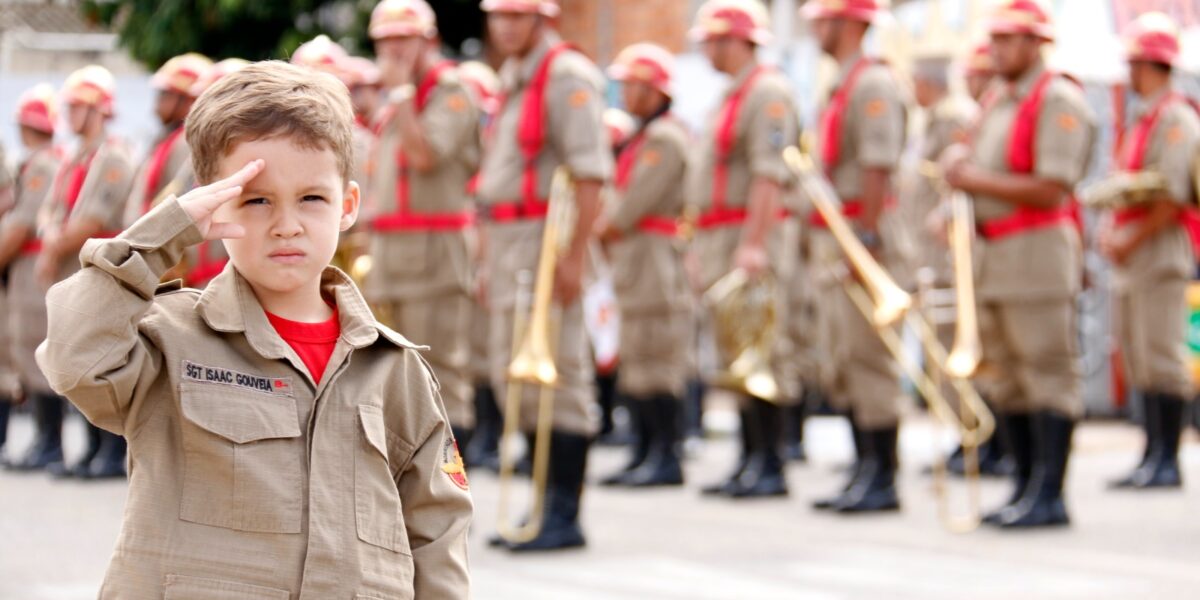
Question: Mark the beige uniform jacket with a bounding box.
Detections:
[904,96,972,280]
[1110,90,1200,290]
[0,144,12,394]
[123,122,191,227]
[687,63,799,291]
[44,137,135,281]
[366,65,481,301]
[607,114,691,315]
[970,62,1097,302]
[36,198,472,599]
[4,147,60,393]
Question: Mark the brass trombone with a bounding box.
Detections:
[494,168,574,545]
[785,147,994,532]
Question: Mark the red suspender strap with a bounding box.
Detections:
[186,242,228,287]
[141,126,185,215]
[819,57,873,175]
[57,146,99,214]
[699,65,769,230]
[978,72,1081,241]
[613,119,680,237]
[374,60,477,233]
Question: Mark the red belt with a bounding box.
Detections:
[486,200,550,222]
[697,207,790,230]
[808,197,896,229]
[978,205,1078,240]
[371,211,475,232]
[636,216,679,236]
[1113,204,1200,254]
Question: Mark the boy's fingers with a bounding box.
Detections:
[206,222,245,240]
[195,185,243,211]
[223,159,265,188]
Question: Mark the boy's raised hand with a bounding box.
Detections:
[178,159,265,240]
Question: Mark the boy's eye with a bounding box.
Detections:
[302,195,326,203]
[243,197,268,206]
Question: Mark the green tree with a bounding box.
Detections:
[81,0,484,69]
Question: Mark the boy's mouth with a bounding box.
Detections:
[268,247,307,264]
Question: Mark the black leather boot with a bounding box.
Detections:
[834,427,900,513]
[464,383,501,471]
[1109,392,1159,489]
[600,395,651,486]
[983,412,1033,524]
[783,395,808,463]
[625,394,684,487]
[729,399,788,498]
[507,431,590,552]
[701,405,755,496]
[0,396,10,466]
[995,411,1073,528]
[1137,394,1184,488]
[8,394,64,472]
[595,371,626,446]
[84,430,127,479]
[813,415,863,510]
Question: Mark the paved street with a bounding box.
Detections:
[1,411,1198,599]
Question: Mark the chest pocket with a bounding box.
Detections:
[355,404,414,556]
[179,382,304,533]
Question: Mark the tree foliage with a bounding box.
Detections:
[80,0,485,69]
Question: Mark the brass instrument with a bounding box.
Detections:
[785,147,995,532]
[331,230,386,324]
[705,268,780,403]
[495,168,574,545]
[1079,170,1169,209]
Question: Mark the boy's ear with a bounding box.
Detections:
[340,180,361,232]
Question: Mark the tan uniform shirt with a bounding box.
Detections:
[4,146,60,393]
[367,65,481,300]
[820,55,908,201]
[36,197,472,599]
[123,123,190,227]
[904,96,972,278]
[607,114,690,315]
[0,143,13,394]
[44,137,135,281]
[1110,90,1200,289]
[687,63,799,291]
[476,34,613,309]
[970,62,1097,301]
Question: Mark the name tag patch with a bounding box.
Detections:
[183,360,293,396]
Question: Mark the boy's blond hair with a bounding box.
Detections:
[186,60,355,185]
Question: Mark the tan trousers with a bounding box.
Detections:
[377,293,474,428]
[617,309,691,398]
[1114,277,1192,398]
[976,297,1082,418]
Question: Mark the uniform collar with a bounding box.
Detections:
[1009,59,1047,100]
[725,60,764,97]
[196,265,384,360]
[832,51,866,90]
[503,32,562,91]
[1132,86,1173,121]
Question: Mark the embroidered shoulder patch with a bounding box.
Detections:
[441,437,469,491]
[182,360,294,396]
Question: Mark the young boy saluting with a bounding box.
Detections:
[36,61,471,599]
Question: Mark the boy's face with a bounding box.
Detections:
[211,136,359,298]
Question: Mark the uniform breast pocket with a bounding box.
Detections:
[355,404,413,555]
[178,383,304,533]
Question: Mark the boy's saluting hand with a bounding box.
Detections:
[178,158,265,240]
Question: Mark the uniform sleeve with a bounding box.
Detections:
[71,148,135,228]
[853,71,906,169]
[35,197,201,434]
[1034,86,1097,187]
[0,145,13,191]
[546,71,612,182]
[746,86,799,184]
[609,133,686,232]
[395,356,472,600]
[421,84,480,170]
[1153,108,1200,204]
[2,157,56,230]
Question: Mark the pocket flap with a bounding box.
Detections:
[358,405,389,459]
[181,382,301,444]
[163,573,290,599]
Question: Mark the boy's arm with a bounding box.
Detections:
[396,365,473,599]
[35,159,262,434]
[35,197,200,434]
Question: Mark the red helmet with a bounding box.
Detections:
[689,0,772,46]
[986,0,1054,41]
[62,65,116,117]
[964,41,995,77]
[16,83,57,134]
[152,53,213,97]
[343,56,382,88]
[604,108,636,148]
[1124,12,1180,66]
[292,35,349,73]
[369,0,437,40]
[479,0,559,18]
[607,43,675,98]
[190,58,251,97]
[800,0,887,23]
